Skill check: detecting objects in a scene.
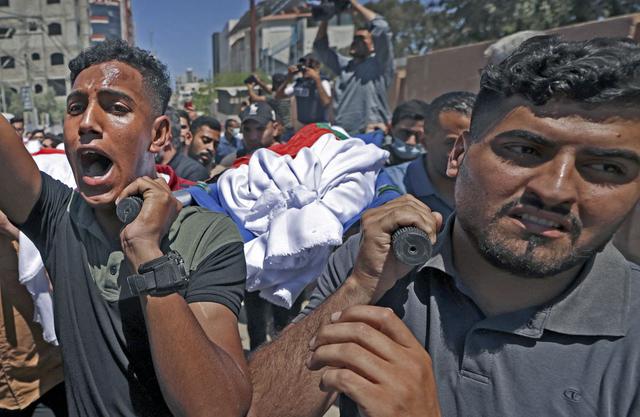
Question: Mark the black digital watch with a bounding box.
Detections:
[127,250,189,296]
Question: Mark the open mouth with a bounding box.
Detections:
[79,149,113,178]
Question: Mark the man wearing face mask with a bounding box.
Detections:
[216,118,243,164]
[313,0,394,135]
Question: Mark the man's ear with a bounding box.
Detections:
[184,129,193,146]
[149,115,170,153]
[446,131,469,179]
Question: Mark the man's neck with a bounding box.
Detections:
[424,156,455,207]
[451,219,583,317]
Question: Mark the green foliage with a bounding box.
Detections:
[33,90,65,125]
[364,0,640,55]
[191,71,271,114]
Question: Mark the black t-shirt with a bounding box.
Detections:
[21,172,246,417]
[168,152,210,182]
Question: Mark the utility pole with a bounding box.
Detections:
[250,0,256,72]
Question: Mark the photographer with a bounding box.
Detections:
[313,0,394,135]
[275,55,332,126]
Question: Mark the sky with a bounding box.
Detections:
[132,0,248,81]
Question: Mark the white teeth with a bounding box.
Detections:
[521,213,561,228]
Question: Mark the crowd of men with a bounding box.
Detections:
[0,0,639,416]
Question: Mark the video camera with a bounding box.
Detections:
[309,0,350,22]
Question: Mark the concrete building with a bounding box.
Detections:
[212,1,354,78]
[89,0,134,45]
[0,0,92,124]
[173,68,206,109]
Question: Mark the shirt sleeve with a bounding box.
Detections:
[19,171,73,263]
[295,233,361,321]
[370,16,395,87]
[283,83,295,97]
[185,241,246,316]
[321,79,332,97]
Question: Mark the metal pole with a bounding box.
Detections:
[250,0,257,72]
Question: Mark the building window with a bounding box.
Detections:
[34,84,43,94]
[50,52,64,65]
[0,27,14,38]
[47,0,61,3]
[28,21,38,32]
[0,56,15,69]
[48,23,62,36]
[47,79,66,96]
[0,0,9,7]
[32,52,40,61]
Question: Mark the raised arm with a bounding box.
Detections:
[313,21,343,76]
[0,115,42,223]
[246,81,268,103]
[351,0,395,85]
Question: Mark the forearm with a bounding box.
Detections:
[142,294,251,417]
[248,277,373,417]
[246,86,266,103]
[0,115,41,223]
[315,20,328,41]
[350,0,376,22]
[257,80,272,94]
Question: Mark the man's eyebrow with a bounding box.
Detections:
[494,130,554,146]
[583,147,640,165]
[97,88,135,104]
[66,90,85,103]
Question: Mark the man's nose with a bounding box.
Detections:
[78,102,102,140]
[525,152,578,209]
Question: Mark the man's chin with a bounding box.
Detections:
[78,187,118,210]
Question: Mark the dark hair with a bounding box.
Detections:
[471,36,640,138]
[391,99,428,126]
[224,118,239,129]
[271,73,287,91]
[43,132,62,147]
[425,91,475,129]
[177,109,190,127]
[9,116,23,124]
[190,116,221,135]
[32,129,45,136]
[164,106,182,148]
[69,39,172,116]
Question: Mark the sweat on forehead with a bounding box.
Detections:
[68,39,172,115]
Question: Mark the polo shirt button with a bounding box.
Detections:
[109,265,118,275]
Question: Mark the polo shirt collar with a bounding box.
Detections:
[419,214,630,338]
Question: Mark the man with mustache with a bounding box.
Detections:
[0,40,250,416]
[248,36,640,417]
[185,115,222,178]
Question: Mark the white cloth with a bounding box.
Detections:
[16,153,76,345]
[218,133,388,307]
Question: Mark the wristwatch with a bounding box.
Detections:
[127,250,189,296]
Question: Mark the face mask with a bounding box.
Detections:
[231,128,241,137]
[389,137,424,161]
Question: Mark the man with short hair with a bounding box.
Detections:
[156,107,210,181]
[216,118,242,163]
[313,0,394,135]
[0,39,250,417]
[31,129,45,143]
[185,115,222,174]
[9,116,24,138]
[176,109,192,147]
[383,92,475,219]
[248,36,640,417]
